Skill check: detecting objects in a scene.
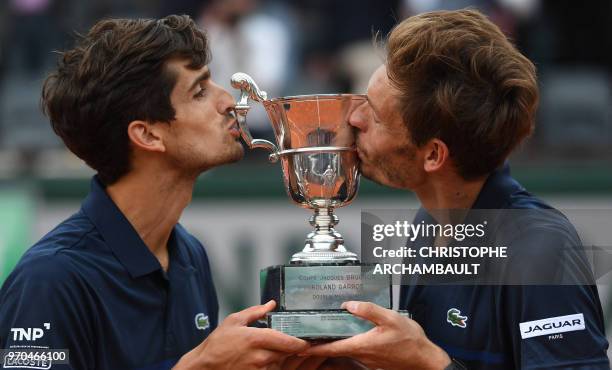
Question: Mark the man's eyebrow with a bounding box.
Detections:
[188,69,211,92]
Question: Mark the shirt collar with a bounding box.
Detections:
[81,176,191,279]
[414,163,525,224]
[471,163,525,209]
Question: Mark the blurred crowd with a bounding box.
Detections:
[0,0,610,177]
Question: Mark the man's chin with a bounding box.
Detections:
[230,148,245,163]
[359,163,395,188]
[196,146,245,174]
[358,163,378,182]
[221,145,245,165]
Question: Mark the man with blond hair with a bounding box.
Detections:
[305,9,609,369]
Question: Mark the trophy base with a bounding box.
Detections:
[267,310,411,340]
[260,262,402,340]
[261,263,391,311]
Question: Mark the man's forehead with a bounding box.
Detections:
[367,65,401,113]
[367,65,388,92]
[166,59,208,84]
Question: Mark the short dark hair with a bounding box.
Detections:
[387,9,538,179]
[42,15,210,184]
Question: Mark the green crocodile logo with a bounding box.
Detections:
[447,308,468,328]
[195,313,210,330]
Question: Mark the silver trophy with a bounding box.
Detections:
[232,73,399,339]
[232,72,361,263]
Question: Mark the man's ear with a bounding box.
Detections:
[127,120,166,153]
[423,138,449,173]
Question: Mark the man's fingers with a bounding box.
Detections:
[249,349,287,368]
[226,300,276,326]
[341,301,395,327]
[301,333,368,357]
[249,328,310,353]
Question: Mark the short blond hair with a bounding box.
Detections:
[387,9,538,179]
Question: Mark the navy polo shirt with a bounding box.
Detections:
[400,165,610,369]
[0,177,219,370]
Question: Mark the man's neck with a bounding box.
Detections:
[106,171,195,270]
[413,172,487,223]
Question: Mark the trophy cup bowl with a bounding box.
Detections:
[232,72,364,263]
[231,73,400,340]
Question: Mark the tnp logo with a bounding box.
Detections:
[10,323,51,341]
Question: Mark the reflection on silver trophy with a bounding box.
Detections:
[232,72,363,262]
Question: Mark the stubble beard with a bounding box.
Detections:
[364,143,417,189]
[200,140,244,173]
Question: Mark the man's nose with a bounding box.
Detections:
[217,85,236,115]
[348,101,369,131]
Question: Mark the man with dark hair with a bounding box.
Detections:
[0,15,309,370]
[304,9,610,369]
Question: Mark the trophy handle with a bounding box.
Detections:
[231,73,279,162]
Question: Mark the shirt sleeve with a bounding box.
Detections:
[500,226,610,369]
[0,253,94,370]
[502,285,609,369]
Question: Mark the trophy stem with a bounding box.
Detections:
[290,206,359,264]
[311,207,336,235]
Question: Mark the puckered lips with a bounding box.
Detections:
[227,119,240,138]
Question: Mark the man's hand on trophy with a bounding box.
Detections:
[173,300,310,370]
[301,301,452,370]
